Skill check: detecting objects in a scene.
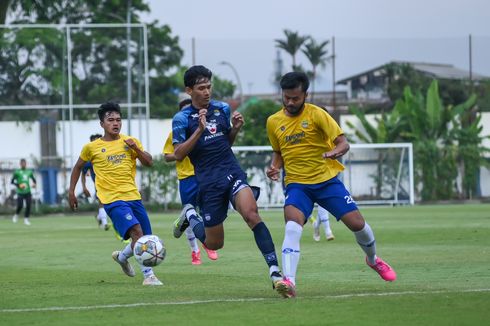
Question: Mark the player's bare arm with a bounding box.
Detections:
[124,138,153,167]
[68,157,87,210]
[173,109,207,161]
[229,111,244,144]
[323,134,350,160]
[266,151,284,181]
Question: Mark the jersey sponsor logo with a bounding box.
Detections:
[191,113,199,119]
[204,131,224,141]
[107,153,127,164]
[284,131,305,145]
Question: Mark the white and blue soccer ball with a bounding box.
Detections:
[133,235,166,267]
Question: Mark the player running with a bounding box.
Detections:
[266,72,396,298]
[171,65,283,292]
[69,101,162,286]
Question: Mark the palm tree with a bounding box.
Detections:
[275,29,309,70]
[301,38,329,102]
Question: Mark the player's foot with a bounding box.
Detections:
[326,230,335,241]
[12,214,18,223]
[142,275,163,286]
[24,218,31,226]
[270,270,283,289]
[366,257,397,282]
[275,277,296,298]
[202,243,218,260]
[191,250,202,265]
[313,227,320,242]
[173,204,192,238]
[112,251,136,277]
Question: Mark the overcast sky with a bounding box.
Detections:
[141,0,490,94]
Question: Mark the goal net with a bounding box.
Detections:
[232,143,414,208]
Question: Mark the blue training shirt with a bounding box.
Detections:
[172,100,243,185]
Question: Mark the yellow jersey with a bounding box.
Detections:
[79,134,142,204]
[266,103,345,186]
[163,131,195,180]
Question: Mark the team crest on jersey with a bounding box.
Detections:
[101,148,106,152]
[301,120,309,128]
[206,121,217,134]
[213,109,220,116]
[280,126,285,131]
[125,213,132,220]
[124,145,129,151]
[204,213,211,221]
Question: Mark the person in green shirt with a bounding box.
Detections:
[11,158,37,225]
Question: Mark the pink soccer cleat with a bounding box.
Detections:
[275,277,296,298]
[191,250,202,265]
[202,244,218,260]
[366,257,397,282]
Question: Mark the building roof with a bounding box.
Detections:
[337,61,488,85]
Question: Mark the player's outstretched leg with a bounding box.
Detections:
[140,265,163,286]
[277,220,302,298]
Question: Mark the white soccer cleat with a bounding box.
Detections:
[326,231,335,241]
[142,275,163,286]
[24,218,31,226]
[112,251,136,277]
[12,214,18,223]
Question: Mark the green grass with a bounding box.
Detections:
[1,204,489,325]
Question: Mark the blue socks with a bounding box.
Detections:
[252,222,279,268]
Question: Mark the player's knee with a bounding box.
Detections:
[242,211,261,228]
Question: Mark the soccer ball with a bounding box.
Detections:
[133,235,166,267]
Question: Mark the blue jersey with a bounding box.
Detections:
[172,100,243,185]
[82,161,95,182]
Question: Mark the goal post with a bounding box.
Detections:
[232,143,414,208]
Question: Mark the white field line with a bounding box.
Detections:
[1,288,489,314]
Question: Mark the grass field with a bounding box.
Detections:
[1,204,489,325]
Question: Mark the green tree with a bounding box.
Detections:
[212,75,236,100]
[1,0,183,119]
[351,79,486,201]
[301,38,329,102]
[275,29,309,71]
[235,98,281,146]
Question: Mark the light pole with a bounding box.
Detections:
[219,61,243,107]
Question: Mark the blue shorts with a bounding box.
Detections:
[179,175,199,206]
[284,176,358,222]
[198,170,249,227]
[103,200,152,240]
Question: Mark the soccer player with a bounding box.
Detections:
[171,65,283,291]
[266,72,396,298]
[80,133,110,231]
[68,101,162,286]
[312,205,335,242]
[11,158,36,225]
[163,98,218,265]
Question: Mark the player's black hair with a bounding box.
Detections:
[178,98,192,110]
[280,71,310,92]
[20,158,26,163]
[89,133,102,141]
[97,101,121,121]
[184,65,212,88]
